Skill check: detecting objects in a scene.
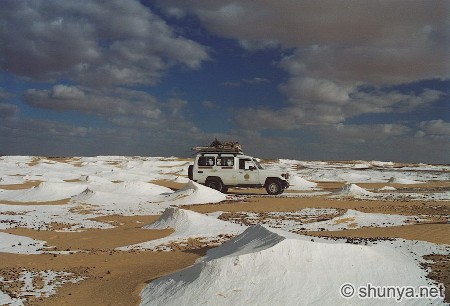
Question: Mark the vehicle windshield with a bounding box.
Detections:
[253,159,263,169]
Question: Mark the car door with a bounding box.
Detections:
[216,156,237,185]
[236,158,259,185]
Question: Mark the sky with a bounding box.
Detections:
[0,0,449,163]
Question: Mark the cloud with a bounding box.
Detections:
[158,1,447,46]
[216,122,449,163]
[221,77,270,87]
[1,0,209,85]
[329,123,411,142]
[312,123,449,163]
[235,88,443,129]
[156,1,448,84]
[231,122,448,163]
[0,117,91,140]
[280,77,351,104]
[0,116,144,155]
[24,85,160,119]
[0,112,208,156]
[0,103,19,118]
[278,44,448,86]
[0,88,15,102]
[417,120,450,137]
[201,100,220,109]
[23,85,198,131]
[157,0,449,131]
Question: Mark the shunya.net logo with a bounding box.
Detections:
[340,282,445,302]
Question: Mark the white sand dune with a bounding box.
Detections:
[156,181,227,205]
[288,174,317,190]
[336,183,375,197]
[141,225,443,305]
[118,207,244,251]
[0,182,87,202]
[300,209,427,231]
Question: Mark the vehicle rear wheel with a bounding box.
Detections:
[205,178,223,192]
[188,165,193,180]
[221,186,229,193]
[265,180,283,195]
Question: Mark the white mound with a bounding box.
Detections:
[141,225,439,306]
[71,188,95,202]
[337,184,374,196]
[160,181,227,205]
[300,209,425,231]
[79,175,111,184]
[352,162,372,169]
[379,186,397,191]
[71,181,226,216]
[288,175,317,190]
[96,181,172,195]
[118,208,244,251]
[144,207,240,233]
[388,177,425,184]
[370,161,394,167]
[0,182,87,202]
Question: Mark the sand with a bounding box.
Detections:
[306,223,450,245]
[0,167,449,304]
[0,215,200,306]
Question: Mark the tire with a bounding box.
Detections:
[265,180,283,195]
[205,178,223,192]
[188,165,193,180]
[221,186,229,193]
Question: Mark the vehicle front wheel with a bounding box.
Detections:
[205,178,223,192]
[265,180,283,195]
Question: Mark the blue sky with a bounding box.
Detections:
[0,0,449,163]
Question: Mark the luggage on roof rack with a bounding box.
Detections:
[191,138,243,154]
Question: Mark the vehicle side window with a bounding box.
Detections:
[239,159,245,169]
[198,156,215,166]
[239,159,251,170]
[217,157,234,167]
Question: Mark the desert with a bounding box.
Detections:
[0,155,448,305]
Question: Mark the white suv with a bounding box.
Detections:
[188,150,289,195]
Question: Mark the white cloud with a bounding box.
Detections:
[221,77,270,87]
[1,0,209,85]
[235,88,443,129]
[417,120,450,137]
[24,85,160,119]
[50,85,86,100]
[157,0,449,131]
[201,101,219,109]
[0,88,14,102]
[331,123,411,141]
[278,45,448,86]
[156,1,448,84]
[22,85,198,131]
[280,77,351,104]
[0,103,19,118]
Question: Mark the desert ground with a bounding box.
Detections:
[0,156,449,305]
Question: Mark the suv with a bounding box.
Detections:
[188,149,290,195]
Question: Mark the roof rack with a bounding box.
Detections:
[191,146,243,154]
[191,139,243,154]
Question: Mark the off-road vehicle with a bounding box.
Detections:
[188,141,289,195]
